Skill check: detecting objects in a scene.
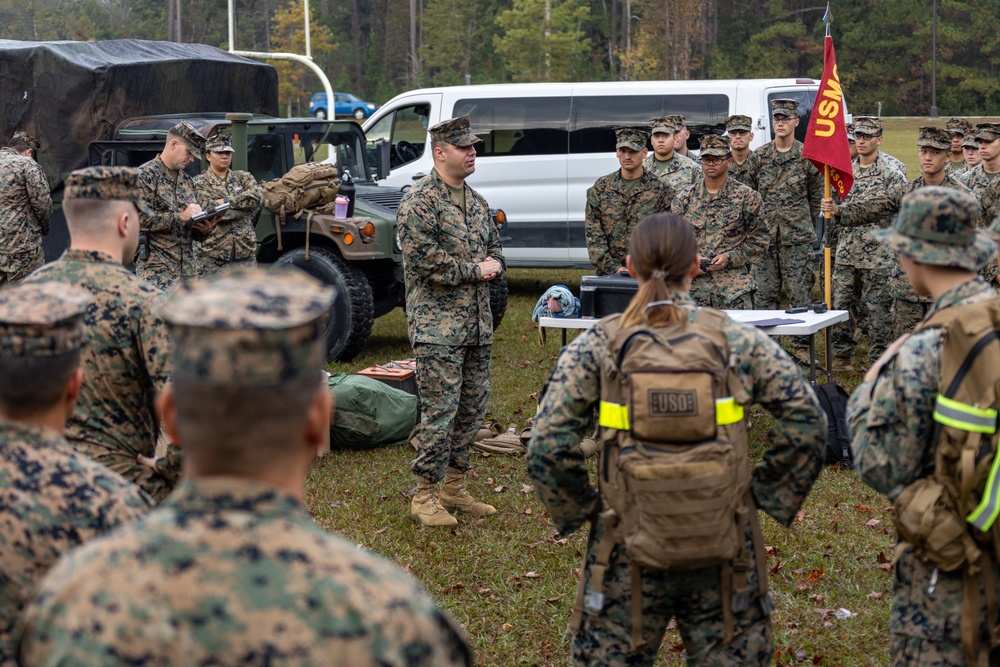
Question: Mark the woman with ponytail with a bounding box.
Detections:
[527,213,827,667]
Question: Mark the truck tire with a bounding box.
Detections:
[272,246,374,362]
[489,275,508,332]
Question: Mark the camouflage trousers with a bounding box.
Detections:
[891,299,931,341]
[196,254,257,278]
[891,547,1000,666]
[135,262,179,293]
[411,343,491,484]
[69,440,175,503]
[832,264,893,363]
[690,276,754,310]
[753,243,813,310]
[572,514,773,667]
[0,248,44,286]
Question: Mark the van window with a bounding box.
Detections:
[767,91,814,144]
[569,95,729,154]
[454,97,570,156]
[365,103,431,169]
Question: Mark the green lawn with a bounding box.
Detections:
[879,116,1000,178]
[313,267,895,666]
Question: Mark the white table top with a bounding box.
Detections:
[539,309,849,337]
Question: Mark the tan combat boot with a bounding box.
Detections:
[439,467,496,516]
[410,479,458,527]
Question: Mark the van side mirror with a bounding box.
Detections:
[375,140,391,180]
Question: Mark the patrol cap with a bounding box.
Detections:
[162,267,334,387]
[964,134,980,149]
[770,99,799,118]
[0,283,90,357]
[846,123,856,142]
[946,118,973,136]
[170,120,207,158]
[615,127,649,152]
[725,115,752,133]
[649,117,678,134]
[429,115,481,147]
[12,131,39,152]
[699,134,730,157]
[873,187,995,272]
[916,126,951,150]
[64,166,152,215]
[975,123,1000,142]
[665,114,686,129]
[853,116,883,137]
[205,134,235,153]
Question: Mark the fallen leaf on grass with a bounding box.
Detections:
[494,484,507,493]
[785,620,800,629]
[501,623,513,633]
[769,559,783,575]
[545,596,561,603]
[812,656,823,664]
[867,591,884,600]
[764,545,779,556]
[523,508,533,515]
[477,587,491,594]
[809,594,825,603]
[807,566,825,582]
[876,551,894,571]
[524,571,543,579]
[329,500,342,509]
[668,642,685,653]
[374,527,388,535]
[865,518,881,528]
[795,510,806,522]
[529,392,539,400]
[443,582,465,594]
[813,608,834,616]
[521,484,535,494]
[854,503,873,512]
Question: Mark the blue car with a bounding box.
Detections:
[308,92,380,120]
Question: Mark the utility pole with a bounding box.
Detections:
[930,0,938,117]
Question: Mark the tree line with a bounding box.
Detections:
[0,0,995,117]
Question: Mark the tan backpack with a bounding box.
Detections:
[890,296,1000,664]
[570,309,765,651]
[262,163,341,217]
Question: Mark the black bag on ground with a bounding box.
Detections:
[814,382,852,466]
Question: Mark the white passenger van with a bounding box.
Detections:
[363,79,823,267]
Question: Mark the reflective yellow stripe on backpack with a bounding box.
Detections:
[933,394,1000,532]
[598,397,744,430]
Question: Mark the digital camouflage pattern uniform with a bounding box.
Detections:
[0,135,51,286]
[961,123,1000,207]
[24,167,179,501]
[643,118,700,193]
[192,135,263,276]
[831,145,907,364]
[397,117,505,483]
[135,121,206,291]
[17,269,472,667]
[672,135,768,309]
[726,114,760,192]
[944,118,972,176]
[527,291,826,667]
[849,187,1000,666]
[753,100,823,310]
[586,128,673,275]
[882,152,908,179]
[836,127,977,339]
[0,282,150,664]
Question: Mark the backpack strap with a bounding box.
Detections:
[571,508,619,632]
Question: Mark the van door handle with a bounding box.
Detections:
[412,173,426,180]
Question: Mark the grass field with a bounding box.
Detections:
[307,119,994,666]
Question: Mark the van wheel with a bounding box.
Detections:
[272,246,374,362]
[490,275,508,332]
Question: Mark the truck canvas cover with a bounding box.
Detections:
[0,39,278,191]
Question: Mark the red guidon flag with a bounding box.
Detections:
[802,35,853,198]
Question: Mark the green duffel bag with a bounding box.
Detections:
[327,373,419,450]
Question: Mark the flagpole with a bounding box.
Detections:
[822,3,833,370]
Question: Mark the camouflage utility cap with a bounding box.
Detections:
[162,267,335,387]
[0,283,91,357]
[846,123,856,142]
[615,127,648,152]
[665,114,686,129]
[946,118,973,136]
[964,134,980,149]
[171,120,207,159]
[725,115,752,133]
[699,134,730,157]
[771,99,799,118]
[975,123,1000,142]
[853,116,883,137]
[205,135,235,153]
[64,166,151,214]
[649,117,678,135]
[12,131,39,152]
[429,115,481,147]
[916,126,951,150]
[873,187,996,271]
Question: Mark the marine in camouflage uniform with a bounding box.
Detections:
[136,120,208,291]
[586,128,673,275]
[828,126,978,340]
[0,282,150,664]
[956,133,982,184]
[397,116,504,526]
[962,123,1000,206]
[0,132,51,285]
[17,269,472,667]
[753,99,823,311]
[726,114,760,192]
[827,117,907,368]
[24,167,178,502]
[527,215,826,667]
[192,134,263,276]
[642,116,700,193]
[848,187,1000,666]
[672,134,767,309]
[944,117,972,176]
